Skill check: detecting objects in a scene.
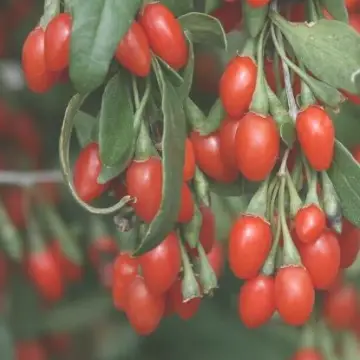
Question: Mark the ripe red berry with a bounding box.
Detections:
[296,105,335,171]
[238,275,276,328]
[220,56,257,118]
[275,266,315,326]
[44,13,72,72]
[228,215,272,279]
[295,204,326,244]
[291,348,324,360]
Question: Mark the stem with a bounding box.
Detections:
[250,22,270,115]
[196,243,218,295]
[270,24,318,119]
[0,170,63,186]
[278,148,291,177]
[286,170,303,218]
[273,26,298,120]
[278,176,302,266]
[302,156,320,206]
[266,176,279,220]
[179,238,201,301]
[273,52,283,97]
[40,0,60,28]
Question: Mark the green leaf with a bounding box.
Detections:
[133,62,187,256]
[184,98,208,131]
[201,98,225,135]
[280,122,296,148]
[178,12,227,49]
[327,101,360,148]
[319,0,348,23]
[99,72,134,167]
[327,140,360,227]
[243,1,269,38]
[271,13,360,94]
[158,0,194,16]
[98,77,151,184]
[0,200,23,262]
[179,31,195,100]
[204,0,222,14]
[74,111,98,147]
[70,0,142,93]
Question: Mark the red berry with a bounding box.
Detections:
[229,215,272,279]
[238,275,275,328]
[139,3,188,70]
[139,232,181,295]
[275,266,315,326]
[295,204,326,244]
[125,276,165,335]
[73,142,109,203]
[338,220,360,269]
[296,105,335,171]
[235,112,279,181]
[44,13,72,71]
[115,21,151,77]
[298,229,340,290]
[291,348,324,360]
[220,56,257,118]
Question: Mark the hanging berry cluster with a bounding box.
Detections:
[22,0,360,345]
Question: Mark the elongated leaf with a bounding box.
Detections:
[243,1,268,38]
[201,98,225,135]
[98,77,151,184]
[184,98,208,131]
[134,62,187,255]
[319,0,348,23]
[327,140,360,227]
[271,13,360,94]
[70,0,142,93]
[204,0,222,14]
[327,101,360,148]
[99,72,134,167]
[178,12,227,49]
[158,0,194,16]
[179,31,195,101]
[74,111,97,147]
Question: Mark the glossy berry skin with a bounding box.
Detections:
[183,138,196,181]
[139,232,181,295]
[27,250,64,303]
[50,240,82,283]
[235,112,280,181]
[291,349,324,360]
[168,279,201,320]
[275,266,315,326]
[73,142,109,203]
[219,56,257,118]
[115,21,151,77]
[125,276,165,335]
[295,204,326,244]
[296,105,335,171]
[219,116,241,171]
[323,284,358,329]
[229,216,272,279]
[44,13,72,72]
[338,219,360,269]
[113,252,138,310]
[22,26,57,93]
[298,229,340,290]
[238,275,276,328]
[246,0,271,7]
[139,3,188,70]
[126,157,194,223]
[190,131,238,183]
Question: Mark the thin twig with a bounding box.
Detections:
[0,170,63,186]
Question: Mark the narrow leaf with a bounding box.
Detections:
[98,77,151,184]
[327,140,360,227]
[243,2,269,38]
[70,0,142,93]
[99,71,134,167]
[200,98,225,135]
[179,31,195,101]
[184,98,208,131]
[178,12,227,49]
[134,62,187,256]
[74,111,97,147]
[319,0,348,23]
[157,0,194,16]
[271,13,360,94]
